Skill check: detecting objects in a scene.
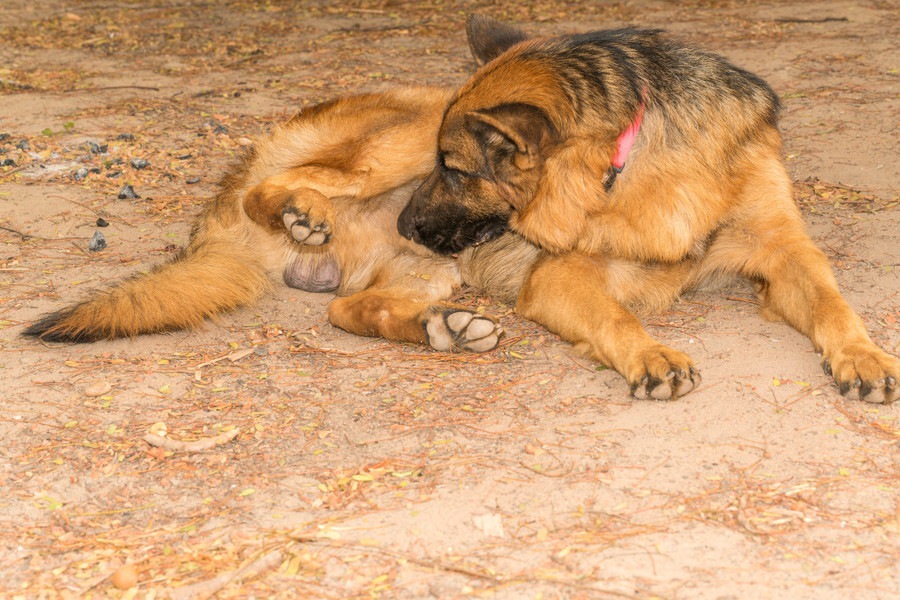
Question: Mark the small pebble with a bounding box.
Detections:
[1,158,16,167]
[117,184,140,199]
[73,167,89,181]
[0,133,10,142]
[130,158,149,170]
[186,176,200,184]
[88,142,108,154]
[88,231,107,252]
[96,217,109,227]
[107,171,122,179]
[84,381,112,397]
[17,139,30,151]
[111,564,138,590]
[212,124,228,134]
[117,133,135,142]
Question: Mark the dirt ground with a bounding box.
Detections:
[1,1,898,598]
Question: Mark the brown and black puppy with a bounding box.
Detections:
[399,16,899,403]
[23,87,505,354]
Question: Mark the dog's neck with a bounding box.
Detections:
[604,100,645,191]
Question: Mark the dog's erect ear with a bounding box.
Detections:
[465,104,556,171]
[466,14,529,65]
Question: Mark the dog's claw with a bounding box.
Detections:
[827,345,899,404]
[628,346,699,400]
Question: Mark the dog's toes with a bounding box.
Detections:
[675,367,701,397]
[629,347,698,401]
[283,211,311,241]
[827,344,899,404]
[425,309,501,353]
[630,376,650,400]
[649,374,675,400]
[282,207,332,245]
[857,375,896,404]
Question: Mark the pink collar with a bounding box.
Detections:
[611,100,645,172]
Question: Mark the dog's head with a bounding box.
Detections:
[398,16,558,255]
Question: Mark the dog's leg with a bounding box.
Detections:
[243,169,347,244]
[327,289,501,353]
[705,157,899,404]
[720,218,898,403]
[516,253,700,399]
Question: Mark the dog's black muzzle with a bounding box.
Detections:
[398,199,508,255]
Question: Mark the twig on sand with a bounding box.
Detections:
[143,428,240,452]
[774,17,848,23]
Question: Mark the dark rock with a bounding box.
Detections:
[117,184,140,199]
[88,231,107,252]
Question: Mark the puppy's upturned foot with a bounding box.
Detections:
[425,309,501,353]
[823,344,899,404]
[627,345,700,401]
[282,204,333,246]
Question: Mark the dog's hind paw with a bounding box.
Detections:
[425,309,501,353]
[823,344,899,404]
[282,204,333,246]
[627,345,700,400]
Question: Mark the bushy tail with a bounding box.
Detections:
[23,237,270,343]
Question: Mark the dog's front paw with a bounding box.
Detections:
[626,345,700,400]
[425,309,501,353]
[824,344,899,404]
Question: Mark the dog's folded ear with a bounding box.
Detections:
[466,14,529,65]
[464,103,556,171]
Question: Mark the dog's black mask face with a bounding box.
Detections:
[398,103,555,255]
[398,167,511,255]
[397,197,509,255]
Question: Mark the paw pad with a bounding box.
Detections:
[426,309,501,353]
[630,361,700,401]
[282,207,331,246]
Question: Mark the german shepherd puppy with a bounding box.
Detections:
[398,16,899,403]
[23,87,507,354]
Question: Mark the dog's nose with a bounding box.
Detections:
[397,204,421,242]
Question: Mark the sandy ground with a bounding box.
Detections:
[1,1,898,598]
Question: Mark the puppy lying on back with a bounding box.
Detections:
[24,87,512,354]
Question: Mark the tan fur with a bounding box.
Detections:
[24,87,505,354]
[399,17,899,403]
